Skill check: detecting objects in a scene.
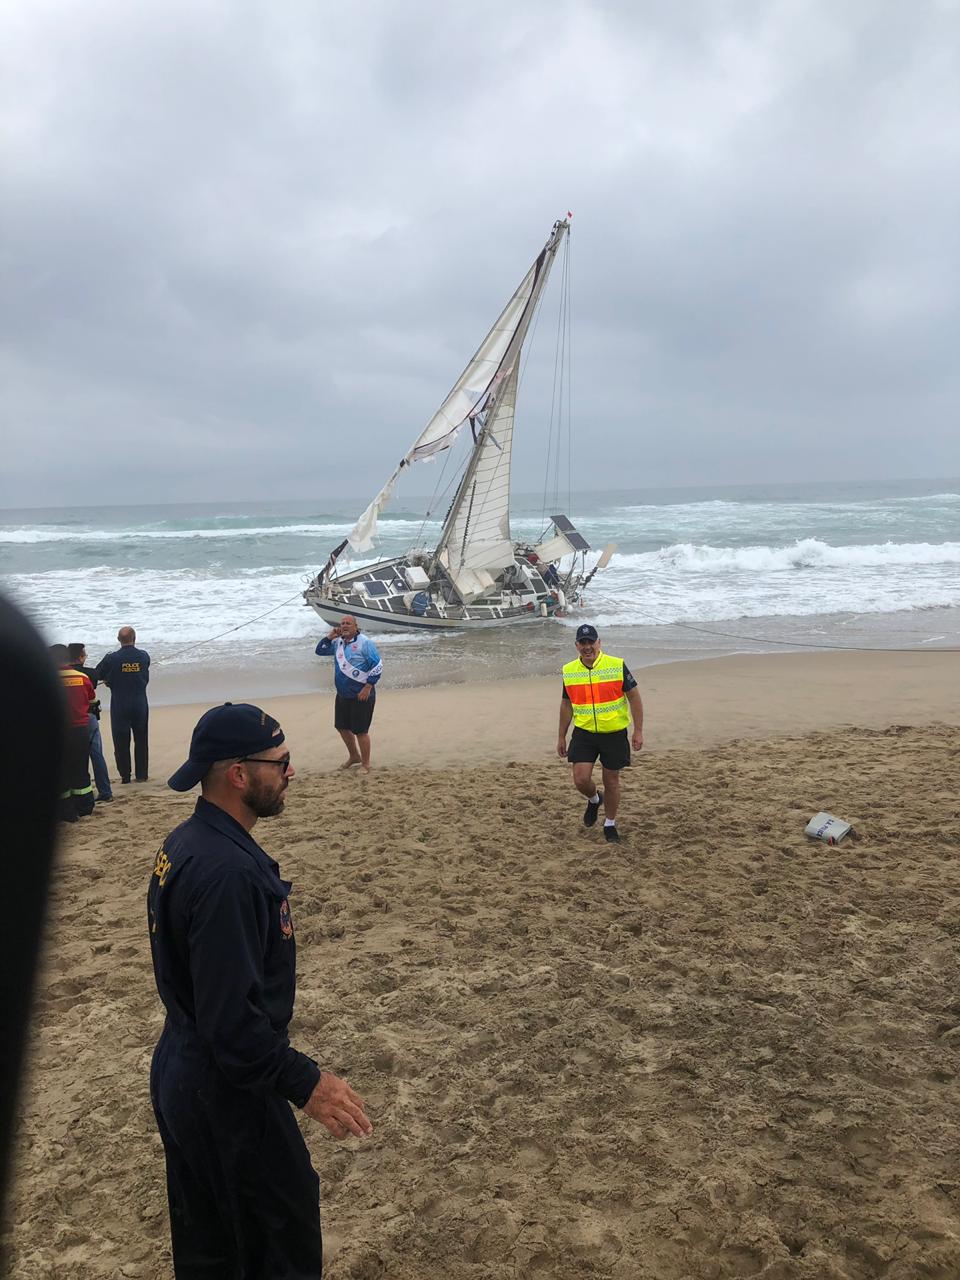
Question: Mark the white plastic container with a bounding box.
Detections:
[804,812,855,845]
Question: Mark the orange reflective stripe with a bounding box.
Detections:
[591,679,623,703]
[565,684,593,705]
[562,651,630,733]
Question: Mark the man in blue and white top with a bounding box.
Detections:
[315,615,383,772]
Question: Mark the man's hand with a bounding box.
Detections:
[632,729,644,751]
[303,1071,373,1140]
[327,627,341,640]
[557,735,568,758]
[357,684,372,702]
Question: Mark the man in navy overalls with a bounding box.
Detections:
[96,625,150,783]
[149,703,373,1277]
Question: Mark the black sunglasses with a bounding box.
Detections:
[239,753,291,770]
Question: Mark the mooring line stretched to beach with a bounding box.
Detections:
[151,591,306,667]
[629,610,960,653]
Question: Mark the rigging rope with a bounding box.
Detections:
[540,234,570,533]
[154,591,305,667]
[566,237,574,520]
[599,605,960,654]
[155,581,958,672]
[551,248,569,515]
[415,444,457,546]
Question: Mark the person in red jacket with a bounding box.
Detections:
[51,644,96,821]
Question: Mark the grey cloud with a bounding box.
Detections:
[1,0,958,506]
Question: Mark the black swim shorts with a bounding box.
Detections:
[567,726,630,771]
[334,692,376,735]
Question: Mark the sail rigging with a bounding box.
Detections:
[440,363,518,585]
[347,218,570,554]
[303,214,607,635]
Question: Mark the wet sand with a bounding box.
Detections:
[141,649,957,775]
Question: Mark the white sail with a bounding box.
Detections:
[429,222,569,589]
[407,261,538,462]
[442,364,518,583]
[347,474,399,554]
[347,219,568,553]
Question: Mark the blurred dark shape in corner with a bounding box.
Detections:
[0,594,64,1240]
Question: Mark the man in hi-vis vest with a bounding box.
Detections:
[557,623,644,844]
[315,615,383,772]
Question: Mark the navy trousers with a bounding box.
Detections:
[110,699,149,781]
[88,714,113,799]
[150,1025,323,1279]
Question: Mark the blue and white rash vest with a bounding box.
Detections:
[315,634,383,699]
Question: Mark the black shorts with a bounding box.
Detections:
[568,726,630,771]
[334,692,375,734]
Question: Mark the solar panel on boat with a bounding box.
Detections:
[550,515,590,551]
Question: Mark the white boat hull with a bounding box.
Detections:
[302,541,583,633]
[306,595,559,634]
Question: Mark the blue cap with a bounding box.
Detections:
[168,702,285,791]
[575,623,599,642]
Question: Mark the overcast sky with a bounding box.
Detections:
[2,0,959,509]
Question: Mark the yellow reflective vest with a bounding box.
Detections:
[562,652,630,733]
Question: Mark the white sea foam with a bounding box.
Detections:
[5,488,959,667]
[580,538,960,627]
[614,538,960,572]
[5,565,436,661]
[9,527,960,661]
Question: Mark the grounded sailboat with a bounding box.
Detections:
[304,217,613,632]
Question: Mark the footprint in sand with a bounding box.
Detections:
[840,1124,885,1162]
[515,1137,555,1169]
[435,1123,472,1150]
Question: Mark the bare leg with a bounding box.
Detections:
[337,729,361,767]
[601,766,621,820]
[357,732,372,772]
[572,762,598,799]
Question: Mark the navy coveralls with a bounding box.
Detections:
[96,644,150,781]
[148,798,323,1278]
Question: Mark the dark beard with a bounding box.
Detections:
[244,775,287,818]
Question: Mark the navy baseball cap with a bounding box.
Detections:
[575,624,599,643]
[168,702,285,791]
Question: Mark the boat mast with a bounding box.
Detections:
[430,218,570,574]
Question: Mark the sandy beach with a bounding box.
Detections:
[5,650,960,1278]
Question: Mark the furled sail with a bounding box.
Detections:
[347,219,569,553]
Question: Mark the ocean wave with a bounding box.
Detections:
[0,518,443,545]
[611,539,960,573]
[609,491,960,514]
[610,500,750,515]
[894,493,960,503]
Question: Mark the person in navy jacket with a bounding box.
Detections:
[149,702,372,1277]
[96,625,150,783]
[315,614,382,772]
